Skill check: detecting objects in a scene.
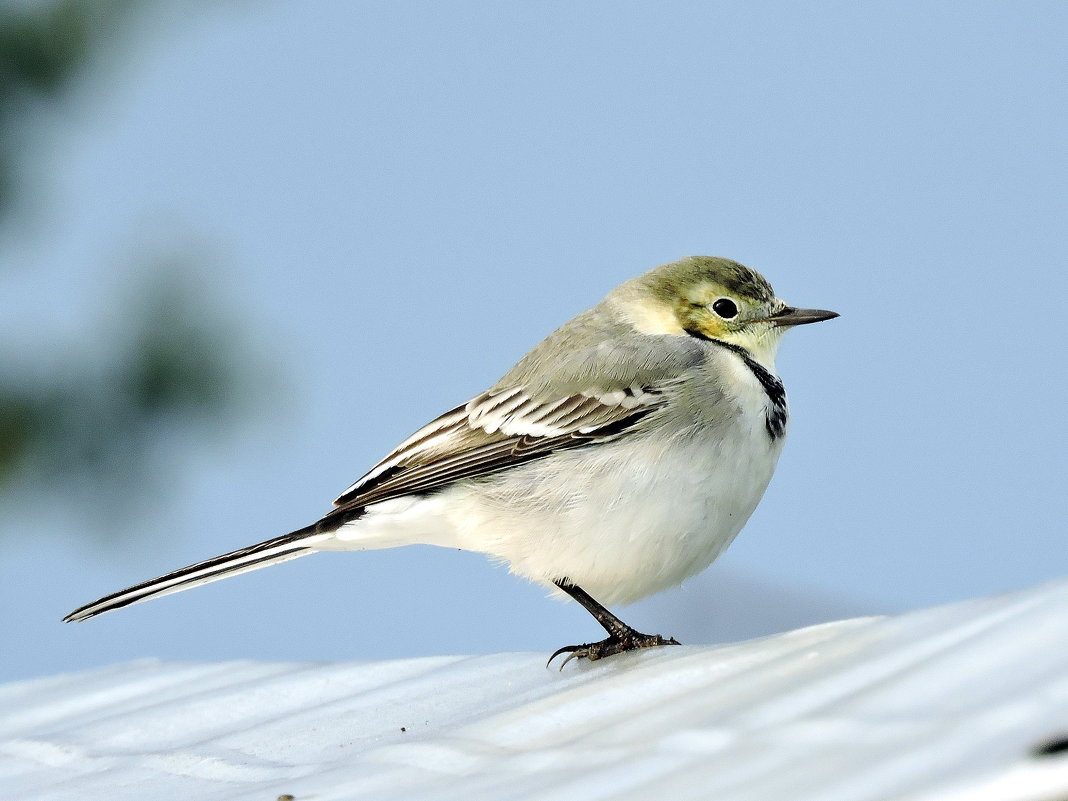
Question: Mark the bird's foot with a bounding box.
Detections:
[547,631,680,670]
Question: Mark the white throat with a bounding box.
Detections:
[731,326,785,375]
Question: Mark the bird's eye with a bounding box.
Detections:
[711,298,739,319]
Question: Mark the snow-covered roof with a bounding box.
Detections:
[5,578,1068,801]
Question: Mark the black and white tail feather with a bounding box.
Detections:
[64,381,671,623]
[63,525,333,622]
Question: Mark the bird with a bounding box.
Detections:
[64,256,838,666]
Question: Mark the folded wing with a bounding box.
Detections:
[326,382,675,522]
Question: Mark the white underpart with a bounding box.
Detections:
[733,315,785,373]
[321,346,787,607]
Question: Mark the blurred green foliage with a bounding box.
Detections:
[0,1,118,94]
[0,1,264,538]
[0,269,251,496]
[0,0,134,215]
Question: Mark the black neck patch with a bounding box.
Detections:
[685,329,788,440]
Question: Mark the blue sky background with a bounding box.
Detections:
[1,2,1065,682]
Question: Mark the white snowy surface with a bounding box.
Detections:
[4,579,1068,801]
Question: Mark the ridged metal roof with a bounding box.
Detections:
[5,578,1068,801]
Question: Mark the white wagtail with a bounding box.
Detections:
[65,256,837,665]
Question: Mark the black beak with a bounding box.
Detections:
[766,306,839,327]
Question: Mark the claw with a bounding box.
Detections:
[546,632,680,670]
[547,643,594,671]
[558,650,584,670]
[547,644,584,670]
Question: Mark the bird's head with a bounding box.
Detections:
[612,256,838,368]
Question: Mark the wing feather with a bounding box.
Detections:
[329,381,675,516]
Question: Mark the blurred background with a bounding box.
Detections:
[1,1,1065,683]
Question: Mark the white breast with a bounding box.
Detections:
[442,352,789,605]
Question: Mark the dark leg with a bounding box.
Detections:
[548,579,680,669]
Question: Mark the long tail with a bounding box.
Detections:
[63,524,332,622]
